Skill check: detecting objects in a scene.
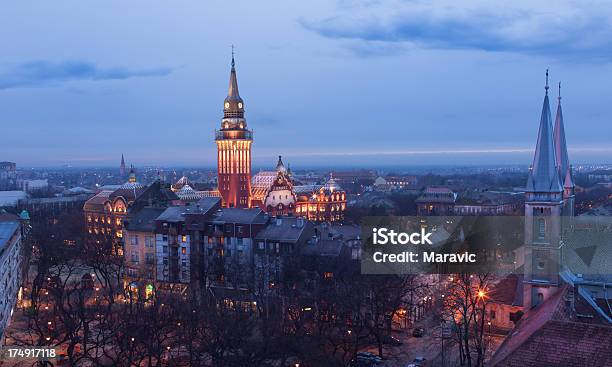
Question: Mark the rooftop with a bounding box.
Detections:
[490,285,612,366]
[255,217,312,242]
[0,221,20,255]
[125,207,167,232]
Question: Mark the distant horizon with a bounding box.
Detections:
[2,2,612,166]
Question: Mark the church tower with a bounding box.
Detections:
[120,154,126,177]
[553,82,575,216]
[523,70,568,309]
[215,53,253,208]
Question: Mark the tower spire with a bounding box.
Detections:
[553,80,574,192]
[224,46,244,119]
[120,153,126,176]
[526,69,562,193]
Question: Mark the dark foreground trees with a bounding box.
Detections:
[9,207,432,366]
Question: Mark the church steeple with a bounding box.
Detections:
[526,69,562,194]
[120,154,126,177]
[223,47,245,120]
[553,82,574,191]
[276,155,287,174]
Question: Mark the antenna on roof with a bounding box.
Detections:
[558,81,561,101]
[545,68,549,94]
[231,44,235,68]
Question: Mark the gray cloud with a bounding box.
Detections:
[300,1,612,60]
[0,60,173,90]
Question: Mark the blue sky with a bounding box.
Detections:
[1,0,612,167]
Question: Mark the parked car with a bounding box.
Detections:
[350,352,383,366]
[407,356,426,367]
[412,327,425,337]
[382,334,403,346]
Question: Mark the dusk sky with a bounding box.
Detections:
[1,0,612,168]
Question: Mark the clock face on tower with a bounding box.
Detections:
[238,102,243,109]
[224,102,230,109]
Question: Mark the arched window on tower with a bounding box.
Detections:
[537,218,546,240]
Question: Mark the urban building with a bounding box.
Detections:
[215,55,253,208]
[489,74,612,365]
[0,162,16,190]
[17,179,48,193]
[523,74,575,309]
[124,207,167,283]
[251,157,347,222]
[0,217,22,347]
[254,216,314,294]
[416,186,457,215]
[453,191,523,216]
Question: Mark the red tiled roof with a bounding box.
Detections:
[490,274,523,306]
[490,285,612,367]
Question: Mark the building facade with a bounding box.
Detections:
[416,186,457,216]
[0,218,22,347]
[523,73,574,309]
[251,158,347,222]
[216,56,253,208]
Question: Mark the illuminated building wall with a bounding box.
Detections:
[216,56,252,208]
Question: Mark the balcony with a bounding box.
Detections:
[215,129,253,141]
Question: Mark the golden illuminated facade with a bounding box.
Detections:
[294,176,346,222]
[83,167,145,253]
[216,55,252,208]
[251,161,347,222]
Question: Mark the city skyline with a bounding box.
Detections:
[2,1,612,167]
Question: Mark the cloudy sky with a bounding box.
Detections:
[1,0,612,168]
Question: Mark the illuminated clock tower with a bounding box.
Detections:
[215,54,253,208]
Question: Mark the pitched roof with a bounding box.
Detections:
[125,207,166,232]
[490,285,612,366]
[211,208,267,224]
[490,274,524,306]
[526,78,562,193]
[255,217,312,242]
[553,92,571,186]
[0,221,20,254]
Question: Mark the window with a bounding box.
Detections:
[490,310,496,319]
[182,235,187,243]
[181,247,187,255]
[130,236,138,246]
[537,218,545,239]
[131,251,139,264]
[258,242,264,250]
[537,292,544,304]
[163,246,168,254]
